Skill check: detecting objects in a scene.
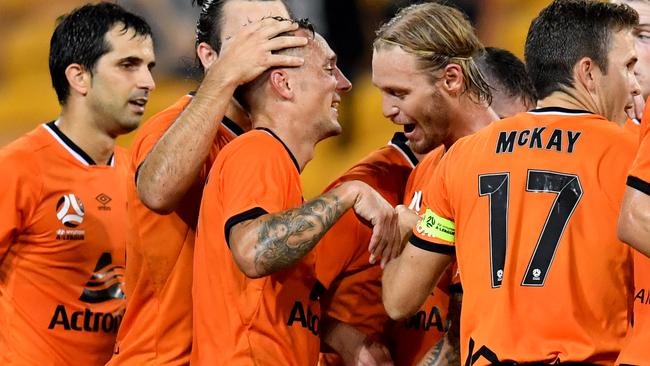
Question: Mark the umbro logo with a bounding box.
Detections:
[79,252,125,304]
[56,193,85,227]
[96,193,112,211]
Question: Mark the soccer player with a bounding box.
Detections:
[0,3,155,365]
[384,0,640,364]
[477,47,537,118]
[107,1,307,365]
[192,21,400,365]
[317,3,499,365]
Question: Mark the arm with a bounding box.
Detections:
[382,242,453,320]
[321,317,394,366]
[137,18,308,213]
[618,186,650,257]
[416,292,462,366]
[229,181,399,278]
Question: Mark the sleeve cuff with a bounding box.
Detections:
[224,207,268,247]
[627,175,650,196]
[408,234,455,255]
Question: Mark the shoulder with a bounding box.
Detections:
[132,94,192,147]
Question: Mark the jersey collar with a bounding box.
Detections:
[43,121,114,166]
[389,132,419,168]
[256,127,300,173]
[527,107,594,116]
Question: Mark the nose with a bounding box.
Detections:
[335,67,352,93]
[139,68,156,92]
[381,95,399,119]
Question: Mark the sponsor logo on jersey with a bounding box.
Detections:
[55,193,86,240]
[408,190,423,213]
[56,194,85,227]
[404,305,447,332]
[48,252,125,333]
[287,301,319,336]
[96,193,112,211]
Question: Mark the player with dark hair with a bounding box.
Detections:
[107,1,308,365]
[384,0,640,364]
[477,47,537,118]
[0,3,155,365]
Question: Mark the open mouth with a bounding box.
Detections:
[129,98,148,113]
[404,123,416,133]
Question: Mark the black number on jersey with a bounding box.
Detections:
[478,170,582,288]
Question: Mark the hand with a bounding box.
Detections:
[395,204,420,247]
[355,338,394,366]
[347,181,400,268]
[208,17,308,86]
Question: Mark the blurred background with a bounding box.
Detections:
[0,0,551,197]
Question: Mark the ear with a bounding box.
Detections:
[575,57,599,93]
[440,63,464,96]
[197,42,218,70]
[65,63,90,97]
[269,69,294,100]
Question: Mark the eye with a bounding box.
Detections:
[324,67,334,75]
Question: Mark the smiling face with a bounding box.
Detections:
[372,45,452,154]
[85,25,156,134]
[290,33,352,141]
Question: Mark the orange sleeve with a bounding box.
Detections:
[409,145,456,254]
[219,135,297,243]
[0,148,42,256]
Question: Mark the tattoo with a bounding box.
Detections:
[254,191,343,275]
[420,340,445,366]
[418,292,462,366]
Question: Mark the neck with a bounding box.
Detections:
[445,98,499,149]
[537,90,594,113]
[252,111,317,172]
[225,98,253,132]
[57,105,116,165]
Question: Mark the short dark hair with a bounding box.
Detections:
[49,2,152,105]
[477,47,537,106]
[525,0,638,99]
[192,0,293,54]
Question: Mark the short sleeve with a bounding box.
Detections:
[409,145,456,255]
[629,105,650,194]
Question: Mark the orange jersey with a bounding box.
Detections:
[387,145,460,366]
[316,133,418,366]
[624,117,641,135]
[108,94,243,366]
[617,98,650,366]
[411,107,635,365]
[193,128,320,366]
[0,122,127,365]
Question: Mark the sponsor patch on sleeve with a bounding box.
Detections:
[415,209,455,243]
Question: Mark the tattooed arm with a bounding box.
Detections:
[229,181,399,278]
[416,292,462,366]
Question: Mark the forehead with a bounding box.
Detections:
[608,28,636,61]
[102,25,154,61]
[371,46,427,88]
[622,1,650,23]
[221,0,289,40]
[305,33,335,63]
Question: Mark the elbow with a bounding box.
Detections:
[136,178,176,215]
[231,246,267,279]
[383,296,414,321]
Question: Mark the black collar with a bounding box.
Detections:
[256,127,300,173]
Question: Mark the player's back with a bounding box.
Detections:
[438,107,634,364]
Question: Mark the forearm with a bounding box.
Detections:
[618,187,650,257]
[417,292,461,366]
[321,318,367,364]
[137,73,239,213]
[232,182,360,278]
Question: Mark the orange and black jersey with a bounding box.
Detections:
[316,133,417,366]
[193,128,320,366]
[0,122,127,366]
[411,107,635,365]
[108,94,244,366]
[617,98,650,366]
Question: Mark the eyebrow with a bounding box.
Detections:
[119,56,156,68]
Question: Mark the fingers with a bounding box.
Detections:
[264,35,309,52]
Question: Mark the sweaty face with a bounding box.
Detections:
[86,25,155,134]
[372,46,451,154]
[291,33,352,141]
[596,29,640,122]
[220,0,289,43]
